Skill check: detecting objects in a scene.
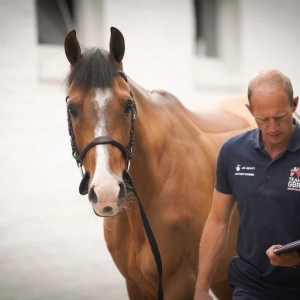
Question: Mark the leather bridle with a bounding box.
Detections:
[66,71,137,195]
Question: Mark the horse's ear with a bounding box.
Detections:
[64,30,81,66]
[109,27,125,65]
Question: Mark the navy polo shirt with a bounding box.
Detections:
[216,119,300,300]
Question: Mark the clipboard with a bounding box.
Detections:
[273,240,300,255]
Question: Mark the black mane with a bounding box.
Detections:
[67,48,118,91]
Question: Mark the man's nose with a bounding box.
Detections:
[269,118,279,131]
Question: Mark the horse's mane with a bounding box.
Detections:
[66,48,118,91]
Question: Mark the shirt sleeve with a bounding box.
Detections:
[215,142,233,194]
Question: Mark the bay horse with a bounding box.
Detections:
[64,27,256,300]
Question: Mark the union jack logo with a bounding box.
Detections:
[290,167,300,178]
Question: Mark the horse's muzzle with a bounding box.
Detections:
[88,181,126,217]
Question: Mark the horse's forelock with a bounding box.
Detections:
[67,48,118,91]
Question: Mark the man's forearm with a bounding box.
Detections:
[195,217,229,296]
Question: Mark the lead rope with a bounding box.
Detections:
[123,170,163,300]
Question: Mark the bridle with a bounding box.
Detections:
[66,71,137,195]
[65,70,164,300]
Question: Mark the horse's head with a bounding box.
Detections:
[64,27,137,217]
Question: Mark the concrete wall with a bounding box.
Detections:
[193,0,300,102]
[101,0,196,105]
[1,0,300,100]
[0,0,38,92]
[241,0,300,96]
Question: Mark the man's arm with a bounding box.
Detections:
[194,189,236,300]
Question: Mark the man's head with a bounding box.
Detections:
[246,69,298,151]
[247,69,294,105]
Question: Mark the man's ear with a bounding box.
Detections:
[245,103,253,115]
[292,96,299,111]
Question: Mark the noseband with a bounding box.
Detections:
[66,71,137,195]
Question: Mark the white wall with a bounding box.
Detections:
[1,0,299,102]
[193,0,300,106]
[0,0,38,92]
[102,0,197,105]
[241,0,300,96]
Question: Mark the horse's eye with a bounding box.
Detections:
[124,99,134,114]
[68,104,78,118]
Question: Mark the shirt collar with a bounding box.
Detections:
[251,118,300,151]
[252,128,261,149]
[288,118,300,151]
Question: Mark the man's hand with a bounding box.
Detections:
[266,245,300,267]
[194,289,214,300]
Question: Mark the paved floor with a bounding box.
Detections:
[0,1,237,299]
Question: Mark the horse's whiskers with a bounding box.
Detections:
[103,217,115,231]
[122,197,134,211]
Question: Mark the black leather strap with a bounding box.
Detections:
[79,136,128,163]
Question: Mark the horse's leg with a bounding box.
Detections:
[126,280,153,300]
[126,271,195,300]
[161,270,196,300]
[210,280,233,300]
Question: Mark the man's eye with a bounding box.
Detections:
[275,116,284,121]
[68,105,78,118]
[257,118,268,122]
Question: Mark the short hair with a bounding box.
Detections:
[247,69,293,105]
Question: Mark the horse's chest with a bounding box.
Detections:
[104,219,157,286]
[111,237,157,297]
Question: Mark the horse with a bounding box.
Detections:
[63,27,256,300]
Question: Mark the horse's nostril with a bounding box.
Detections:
[103,206,113,213]
[89,187,98,204]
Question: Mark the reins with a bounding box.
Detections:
[66,71,164,300]
[123,170,163,300]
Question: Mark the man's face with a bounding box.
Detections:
[246,87,297,148]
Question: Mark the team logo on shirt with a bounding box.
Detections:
[287,167,300,191]
[235,164,255,176]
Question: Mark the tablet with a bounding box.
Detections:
[273,240,300,255]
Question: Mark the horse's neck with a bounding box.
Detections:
[128,80,214,175]
[129,80,198,143]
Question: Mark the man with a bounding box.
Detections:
[194,69,300,300]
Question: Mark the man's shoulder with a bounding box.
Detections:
[223,128,257,148]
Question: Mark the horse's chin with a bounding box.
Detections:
[93,208,121,217]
